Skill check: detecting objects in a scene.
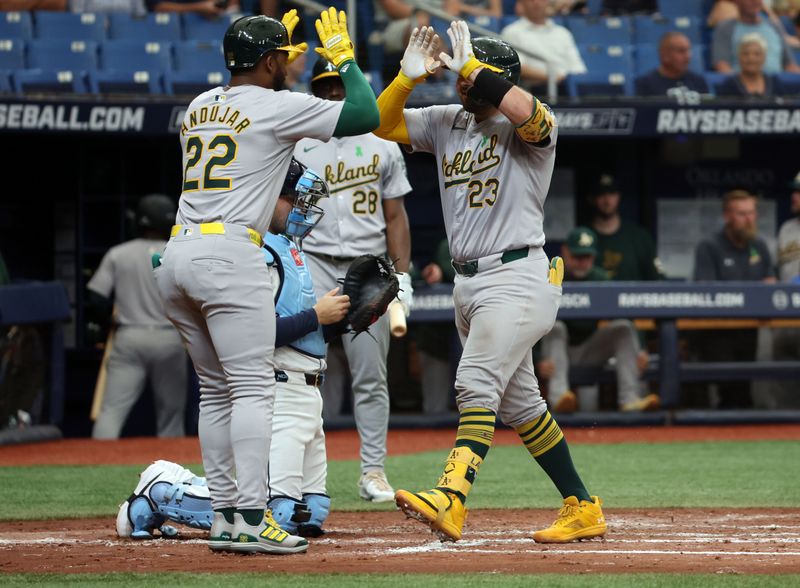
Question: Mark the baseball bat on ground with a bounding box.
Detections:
[90,324,116,421]
[389,301,407,337]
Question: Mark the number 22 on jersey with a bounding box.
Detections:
[183,134,238,192]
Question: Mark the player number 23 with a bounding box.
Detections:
[352,190,379,215]
[467,178,499,209]
[183,134,238,192]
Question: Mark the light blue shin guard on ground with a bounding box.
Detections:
[151,481,213,530]
[299,494,330,537]
[268,496,311,534]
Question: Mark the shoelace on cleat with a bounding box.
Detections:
[363,471,393,492]
[552,503,579,527]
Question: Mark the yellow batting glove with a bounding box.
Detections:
[288,42,307,64]
[548,256,564,287]
[314,7,355,67]
[281,8,300,41]
[460,55,504,81]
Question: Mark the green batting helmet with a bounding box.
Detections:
[223,15,296,72]
[136,194,176,235]
[471,37,520,86]
[310,57,339,84]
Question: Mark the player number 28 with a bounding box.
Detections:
[352,190,379,215]
[183,134,238,192]
[467,178,499,209]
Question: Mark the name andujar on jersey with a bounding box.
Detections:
[324,154,381,191]
[180,105,251,136]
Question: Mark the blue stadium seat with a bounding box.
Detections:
[500,15,516,31]
[182,13,239,42]
[0,38,24,69]
[633,15,702,45]
[164,69,227,95]
[35,11,106,41]
[28,40,98,71]
[0,69,10,92]
[634,43,705,76]
[567,16,633,46]
[89,69,162,94]
[567,71,634,97]
[108,13,181,41]
[779,14,797,36]
[12,69,87,94]
[579,43,634,75]
[703,71,729,96]
[585,0,603,15]
[365,69,383,96]
[466,15,500,33]
[502,0,516,15]
[0,11,32,40]
[776,72,800,96]
[173,40,223,71]
[657,0,705,19]
[101,40,172,72]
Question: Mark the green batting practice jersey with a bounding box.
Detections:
[593,221,663,281]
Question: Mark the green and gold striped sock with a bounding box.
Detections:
[515,411,591,502]
[435,407,496,505]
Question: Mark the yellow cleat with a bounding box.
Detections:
[533,496,607,543]
[395,488,467,542]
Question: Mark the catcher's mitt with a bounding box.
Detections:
[338,255,400,335]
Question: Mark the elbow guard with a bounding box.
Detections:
[515,98,555,145]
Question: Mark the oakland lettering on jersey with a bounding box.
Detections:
[324,154,381,192]
[180,105,251,135]
[441,134,501,188]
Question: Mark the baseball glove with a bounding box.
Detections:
[338,255,400,335]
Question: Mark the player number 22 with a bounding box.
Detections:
[352,190,379,215]
[183,134,238,192]
[467,178,499,209]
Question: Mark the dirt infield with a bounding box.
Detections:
[2,424,799,466]
[2,509,800,574]
[2,426,800,575]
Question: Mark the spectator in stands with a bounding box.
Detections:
[708,0,740,28]
[635,32,710,98]
[413,238,456,415]
[443,0,502,19]
[539,227,659,414]
[709,0,800,47]
[601,0,656,15]
[589,174,664,280]
[771,172,800,408]
[712,0,800,73]
[500,0,587,92]
[692,189,776,409]
[373,0,430,56]
[147,0,240,18]
[551,0,589,15]
[716,32,786,96]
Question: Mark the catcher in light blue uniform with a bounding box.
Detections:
[116,161,349,540]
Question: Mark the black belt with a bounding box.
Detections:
[274,369,325,387]
[451,247,530,277]
[308,252,359,264]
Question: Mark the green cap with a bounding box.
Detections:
[565,226,598,256]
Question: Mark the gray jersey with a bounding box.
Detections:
[777,217,800,281]
[87,238,170,326]
[294,134,412,257]
[404,105,558,261]
[177,85,344,235]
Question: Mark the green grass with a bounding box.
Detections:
[3,575,800,588]
[0,440,798,520]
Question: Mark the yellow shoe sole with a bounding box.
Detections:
[395,489,464,542]
[533,523,607,544]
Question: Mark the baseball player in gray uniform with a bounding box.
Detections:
[293,57,414,503]
[154,9,379,555]
[89,194,187,440]
[373,23,606,543]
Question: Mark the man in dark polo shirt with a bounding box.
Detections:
[635,32,709,99]
[589,174,664,281]
[539,227,659,413]
[692,189,776,409]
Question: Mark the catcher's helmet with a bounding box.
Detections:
[310,57,339,84]
[223,15,297,72]
[471,37,520,86]
[281,157,329,245]
[136,194,176,235]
